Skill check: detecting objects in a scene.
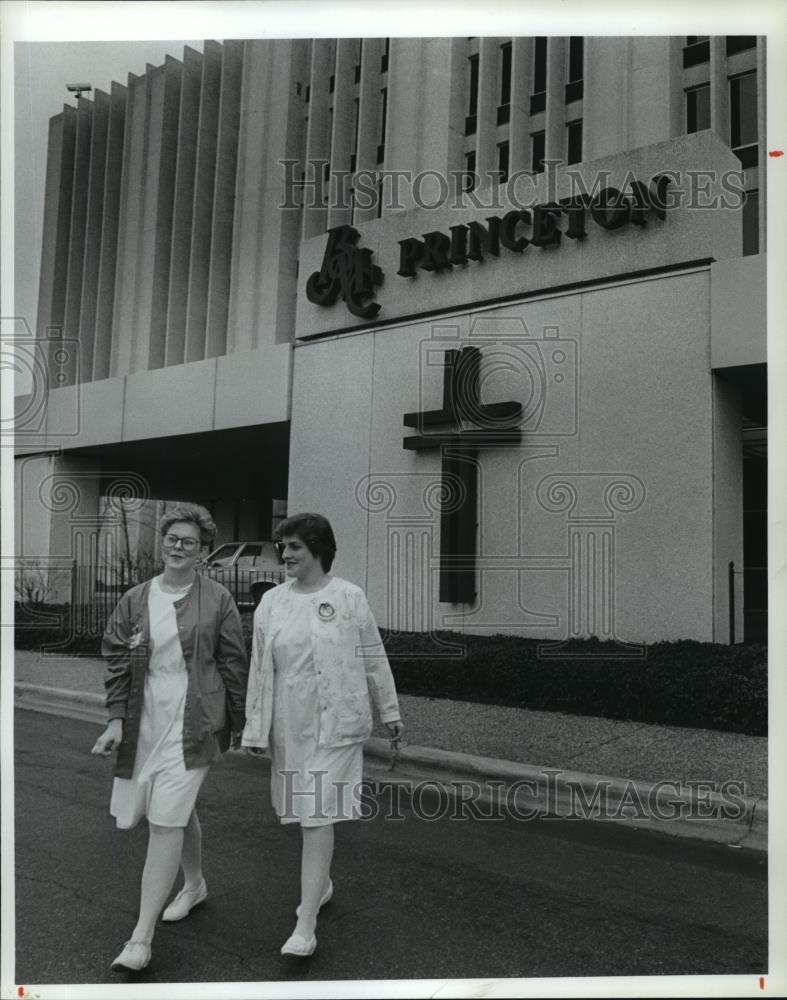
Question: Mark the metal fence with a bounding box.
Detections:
[66,561,285,636]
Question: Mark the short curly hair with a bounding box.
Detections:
[160,503,216,548]
[274,512,337,572]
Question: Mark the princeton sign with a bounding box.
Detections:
[306,175,673,320]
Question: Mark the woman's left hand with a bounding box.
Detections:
[386,719,404,741]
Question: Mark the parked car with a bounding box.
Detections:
[202,540,285,607]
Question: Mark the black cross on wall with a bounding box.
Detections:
[403,346,522,603]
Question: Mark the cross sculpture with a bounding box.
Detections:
[403,346,522,603]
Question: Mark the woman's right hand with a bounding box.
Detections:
[91,718,123,756]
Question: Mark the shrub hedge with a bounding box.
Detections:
[14,604,767,736]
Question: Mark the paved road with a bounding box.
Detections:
[12,710,768,987]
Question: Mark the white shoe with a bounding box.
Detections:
[281,932,317,957]
[295,879,333,917]
[162,879,207,922]
[111,938,151,971]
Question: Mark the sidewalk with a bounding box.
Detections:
[13,649,768,851]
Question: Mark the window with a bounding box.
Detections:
[531,130,545,173]
[686,84,710,133]
[497,141,509,184]
[236,544,263,568]
[329,74,335,94]
[499,41,512,106]
[466,53,479,134]
[351,97,359,172]
[683,36,710,68]
[464,150,477,192]
[730,71,758,167]
[568,37,584,81]
[726,36,756,57]
[566,36,584,101]
[530,37,547,113]
[377,87,387,163]
[566,120,582,165]
[381,37,389,73]
[742,189,759,256]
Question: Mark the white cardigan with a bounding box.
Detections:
[242,576,401,750]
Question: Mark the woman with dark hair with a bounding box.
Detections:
[243,512,403,957]
[91,502,248,972]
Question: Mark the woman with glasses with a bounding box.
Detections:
[91,502,248,972]
[243,512,403,958]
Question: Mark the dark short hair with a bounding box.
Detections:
[160,503,216,548]
[274,512,337,572]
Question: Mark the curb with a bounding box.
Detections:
[14,683,767,854]
[362,739,768,853]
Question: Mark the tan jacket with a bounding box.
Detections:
[103,574,248,778]
[242,576,400,750]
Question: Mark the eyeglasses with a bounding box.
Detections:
[162,533,200,553]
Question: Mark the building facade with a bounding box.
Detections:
[15,35,767,643]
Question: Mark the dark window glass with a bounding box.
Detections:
[531,130,545,173]
[530,92,546,114]
[568,37,584,82]
[464,151,476,192]
[381,38,389,72]
[500,42,512,106]
[686,84,710,133]
[533,37,547,95]
[305,85,310,103]
[380,87,387,144]
[730,71,758,149]
[726,36,756,56]
[742,189,759,256]
[566,120,582,165]
[329,74,335,93]
[683,38,710,68]
[497,141,509,183]
[468,53,479,115]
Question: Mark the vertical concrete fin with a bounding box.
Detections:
[110,72,148,378]
[301,38,334,239]
[184,39,223,363]
[37,106,76,384]
[326,37,358,230]
[476,38,499,186]
[205,39,243,358]
[143,56,182,371]
[78,89,110,384]
[165,45,203,367]
[352,37,384,225]
[510,38,532,176]
[544,36,567,165]
[93,80,127,381]
[61,98,93,386]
